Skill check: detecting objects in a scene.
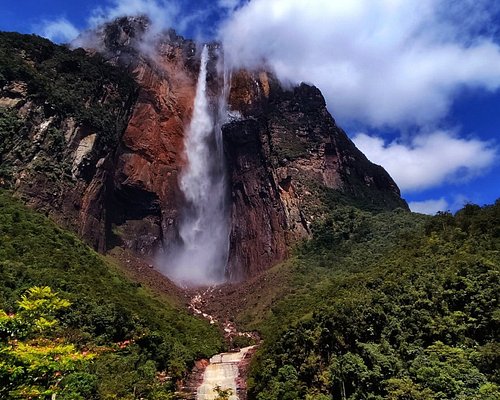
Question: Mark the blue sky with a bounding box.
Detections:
[1,0,499,214]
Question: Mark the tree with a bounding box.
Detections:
[257,365,301,400]
[385,377,436,400]
[411,342,487,399]
[0,286,95,399]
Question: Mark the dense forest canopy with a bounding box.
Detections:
[246,201,500,399]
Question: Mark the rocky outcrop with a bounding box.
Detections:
[101,19,199,254]
[0,21,407,283]
[223,71,407,278]
[0,31,138,250]
[0,21,200,255]
[224,118,291,280]
[80,17,223,256]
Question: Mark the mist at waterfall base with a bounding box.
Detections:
[158,45,230,288]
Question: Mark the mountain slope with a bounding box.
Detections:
[0,31,137,252]
[225,76,408,278]
[241,202,500,399]
[0,189,223,398]
[0,23,407,280]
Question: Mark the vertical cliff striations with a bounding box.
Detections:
[0,31,138,251]
[92,17,200,255]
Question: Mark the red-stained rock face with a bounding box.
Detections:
[108,39,199,255]
[223,70,407,279]
[1,19,407,284]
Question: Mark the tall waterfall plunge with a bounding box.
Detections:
[162,45,230,287]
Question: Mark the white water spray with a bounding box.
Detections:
[163,45,230,287]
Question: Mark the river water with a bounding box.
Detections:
[196,346,255,400]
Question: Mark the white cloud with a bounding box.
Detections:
[68,0,194,58]
[39,18,79,43]
[88,0,180,35]
[408,193,475,214]
[219,0,500,128]
[409,198,448,214]
[353,131,497,192]
[86,0,232,38]
[79,0,221,49]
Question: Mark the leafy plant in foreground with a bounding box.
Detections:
[0,286,95,399]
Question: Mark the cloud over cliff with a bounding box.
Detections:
[219,0,500,128]
[35,0,499,201]
[353,131,497,192]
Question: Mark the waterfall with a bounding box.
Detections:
[196,346,256,400]
[162,44,230,287]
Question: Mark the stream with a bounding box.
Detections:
[196,346,256,400]
[188,289,259,399]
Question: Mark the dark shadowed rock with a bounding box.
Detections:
[222,70,407,279]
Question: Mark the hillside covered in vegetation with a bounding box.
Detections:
[242,201,499,399]
[0,190,223,399]
[0,28,498,400]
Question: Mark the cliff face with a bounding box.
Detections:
[0,31,137,251]
[95,18,199,255]
[224,71,406,278]
[0,20,407,282]
[80,18,224,257]
[0,20,200,255]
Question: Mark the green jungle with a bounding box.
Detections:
[1,190,498,399]
[0,31,498,400]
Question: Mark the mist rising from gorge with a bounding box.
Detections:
[158,45,230,287]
